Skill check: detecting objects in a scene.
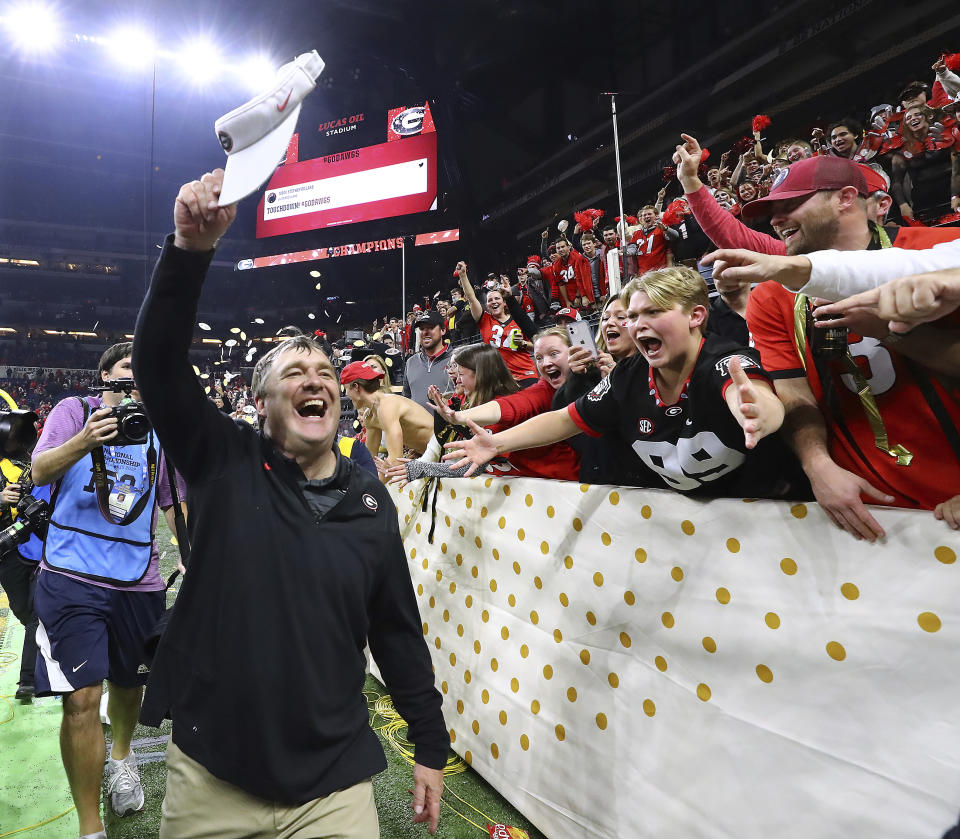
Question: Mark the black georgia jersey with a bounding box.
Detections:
[569,335,789,497]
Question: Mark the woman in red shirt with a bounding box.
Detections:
[383,331,580,484]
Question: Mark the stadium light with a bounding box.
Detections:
[104,25,155,69]
[177,36,222,85]
[235,54,277,94]
[3,3,61,53]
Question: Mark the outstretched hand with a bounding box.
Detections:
[377,457,411,488]
[173,169,237,252]
[442,418,497,476]
[725,357,783,449]
[702,249,813,293]
[427,385,459,425]
[812,269,960,334]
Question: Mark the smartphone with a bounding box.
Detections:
[565,320,598,359]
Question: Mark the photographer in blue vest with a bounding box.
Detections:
[29,343,186,839]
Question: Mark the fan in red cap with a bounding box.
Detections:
[553,307,581,323]
[339,361,385,385]
[740,155,869,220]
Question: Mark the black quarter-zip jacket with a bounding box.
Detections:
[134,237,448,804]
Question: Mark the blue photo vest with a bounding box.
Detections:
[16,482,50,564]
[44,422,159,586]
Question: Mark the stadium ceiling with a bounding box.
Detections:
[0,0,958,311]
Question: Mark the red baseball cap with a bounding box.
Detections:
[858,163,890,194]
[339,361,385,385]
[526,255,542,268]
[741,156,869,219]
[554,307,581,321]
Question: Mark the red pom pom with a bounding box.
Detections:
[929,81,952,109]
[662,165,677,183]
[944,52,960,72]
[615,215,638,225]
[732,136,754,155]
[752,114,771,133]
[700,147,711,163]
[661,199,690,227]
[573,209,604,230]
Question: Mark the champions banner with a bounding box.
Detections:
[255,132,437,238]
[383,477,960,839]
[236,229,459,270]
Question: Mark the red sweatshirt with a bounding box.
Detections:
[541,249,595,304]
[490,379,580,480]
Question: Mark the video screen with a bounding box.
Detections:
[256,131,437,238]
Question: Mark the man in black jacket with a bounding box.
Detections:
[133,168,448,838]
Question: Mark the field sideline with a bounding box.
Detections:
[0,520,544,839]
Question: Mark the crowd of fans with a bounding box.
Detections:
[4,49,959,539]
[324,49,960,540]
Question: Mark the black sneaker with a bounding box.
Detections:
[14,684,34,703]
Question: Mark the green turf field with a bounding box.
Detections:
[0,521,546,839]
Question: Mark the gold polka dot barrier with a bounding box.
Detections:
[935,546,956,564]
[392,476,951,833]
[826,641,846,661]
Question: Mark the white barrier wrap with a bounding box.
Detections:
[390,477,960,839]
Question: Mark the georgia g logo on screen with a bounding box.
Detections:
[391,106,425,137]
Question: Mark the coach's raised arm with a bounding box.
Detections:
[131,170,448,836]
[132,169,237,484]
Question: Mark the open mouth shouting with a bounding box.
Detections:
[636,335,664,361]
[605,323,625,350]
[296,398,328,419]
[541,364,564,385]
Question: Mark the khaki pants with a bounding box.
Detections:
[160,741,380,839]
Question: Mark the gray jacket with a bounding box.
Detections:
[403,345,453,410]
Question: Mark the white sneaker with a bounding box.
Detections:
[104,751,144,817]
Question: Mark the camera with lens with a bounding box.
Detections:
[0,409,49,557]
[96,380,152,445]
[0,473,50,556]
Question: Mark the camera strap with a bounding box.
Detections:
[163,464,190,589]
[78,396,158,526]
[89,442,157,526]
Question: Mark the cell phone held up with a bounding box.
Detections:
[565,320,598,360]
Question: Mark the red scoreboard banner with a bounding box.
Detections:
[256,131,437,238]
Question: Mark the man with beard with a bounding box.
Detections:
[697,153,960,543]
[403,310,452,411]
